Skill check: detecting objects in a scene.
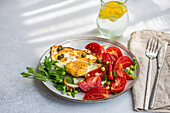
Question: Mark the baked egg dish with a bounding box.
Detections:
[51,45,102,77]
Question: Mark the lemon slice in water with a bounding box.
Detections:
[99,1,127,22]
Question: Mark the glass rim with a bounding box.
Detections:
[101,0,128,7]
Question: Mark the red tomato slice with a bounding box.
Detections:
[85,42,105,56]
[110,76,126,93]
[85,66,107,79]
[123,71,133,80]
[102,53,111,65]
[78,75,101,92]
[109,54,117,65]
[108,62,114,80]
[115,64,124,78]
[102,53,116,65]
[114,64,127,84]
[114,56,133,70]
[115,64,124,77]
[83,87,109,100]
[106,47,123,58]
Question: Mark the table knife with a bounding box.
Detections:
[149,42,168,109]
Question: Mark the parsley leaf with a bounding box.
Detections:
[21,67,47,81]
[21,56,67,84]
[21,56,77,97]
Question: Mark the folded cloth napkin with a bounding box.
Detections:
[129,30,170,112]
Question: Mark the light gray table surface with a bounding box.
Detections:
[0,0,170,113]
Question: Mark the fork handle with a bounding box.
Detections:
[149,67,161,109]
[144,58,152,110]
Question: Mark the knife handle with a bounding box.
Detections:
[149,68,161,109]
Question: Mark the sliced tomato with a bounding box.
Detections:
[106,47,123,58]
[102,53,116,65]
[114,56,133,70]
[108,62,113,80]
[110,76,126,93]
[85,42,105,56]
[102,53,111,65]
[114,63,124,77]
[123,71,133,80]
[78,75,101,92]
[83,87,109,100]
[109,54,117,65]
[85,66,107,79]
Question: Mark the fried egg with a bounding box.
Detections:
[51,45,102,77]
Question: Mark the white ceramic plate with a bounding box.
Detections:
[39,36,140,102]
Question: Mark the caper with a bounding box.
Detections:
[57,47,61,51]
[57,55,62,60]
[61,53,64,58]
[96,59,102,64]
[69,88,73,92]
[72,88,75,92]
[57,46,64,52]
[77,88,81,92]
[81,53,87,58]
[66,86,70,92]
[60,46,64,50]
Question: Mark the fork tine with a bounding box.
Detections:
[155,38,159,53]
[150,38,155,52]
[146,38,152,51]
[152,38,157,52]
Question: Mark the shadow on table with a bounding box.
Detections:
[19,0,100,46]
[5,0,170,51]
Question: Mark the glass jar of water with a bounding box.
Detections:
[97,0,129,38]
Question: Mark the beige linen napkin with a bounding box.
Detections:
[129,30,170,112]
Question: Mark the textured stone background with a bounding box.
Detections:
[0,0,170,113]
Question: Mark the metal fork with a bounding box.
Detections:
[144,38,159,110]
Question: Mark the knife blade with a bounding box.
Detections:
[149,41,168,109]
[158,42,168,69]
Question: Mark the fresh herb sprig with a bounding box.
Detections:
[21,56,74,96]
[21,66,47,81]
